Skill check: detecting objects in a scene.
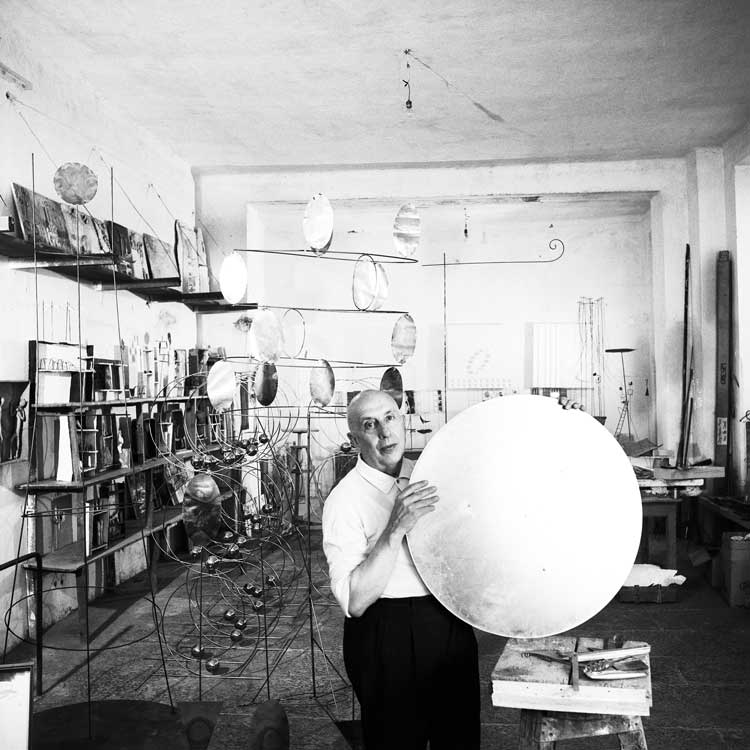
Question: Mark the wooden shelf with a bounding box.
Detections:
[18,455,171,494]
[135,289,259,313]
[22,506,184,571]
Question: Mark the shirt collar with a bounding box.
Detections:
[356,455,414,493]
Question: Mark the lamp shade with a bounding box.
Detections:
[219,252,248,304]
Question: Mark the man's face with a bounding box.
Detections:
[348,391,405,476]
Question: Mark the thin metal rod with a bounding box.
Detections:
[234,247,418,264]
[422,239,565,267]
[443,252,448,423]
[306,411,316,698]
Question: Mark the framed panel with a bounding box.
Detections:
[0,662,34,750]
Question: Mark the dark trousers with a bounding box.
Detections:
[343,595,480,750]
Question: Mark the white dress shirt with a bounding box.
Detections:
[322,456,430,616]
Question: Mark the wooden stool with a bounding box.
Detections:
[519,710,647,749]
[492,636,652,750]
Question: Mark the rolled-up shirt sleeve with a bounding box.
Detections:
[322,491,369,617]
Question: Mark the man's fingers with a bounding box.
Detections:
[401,487,438,506]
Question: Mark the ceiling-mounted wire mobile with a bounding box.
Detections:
[393,203,421,258]
[234,247,417,264]
[422,238,565,267]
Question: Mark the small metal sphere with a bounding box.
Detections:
[190,546,203,560]
[244,582,262,597]
[191,645,205,659]
[247,443,258,457]
[205,555,219,571]
[226,543,240,558]
[236,535,248,547]
[230,629,243,642]
[234,618,247,630]
[224,608,236,621]
[252,600,264,611]
[206,658,220,673]
[222,531,235,543]
[259,434,269,444]
[266,576,278,588]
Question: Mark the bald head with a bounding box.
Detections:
[347,389,405,476]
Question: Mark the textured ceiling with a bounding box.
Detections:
[5,0,750,169]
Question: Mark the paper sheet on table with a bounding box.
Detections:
[623,563,686,587]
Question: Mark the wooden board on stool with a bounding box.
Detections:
[491,636,652,716]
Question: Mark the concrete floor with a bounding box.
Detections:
[7,529,750,749]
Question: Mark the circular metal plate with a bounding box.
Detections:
[379,366,403,409]
[408,395,641,637]
[392,203,421,258]
[250,309,283,361]
[352,255,389,311]
[309,359,335,407]
[53,162,98,205]
[206,361,236,411]
[391,313,417,364]
[302,193,334,254]
[254,361,279,406]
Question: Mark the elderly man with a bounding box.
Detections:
[322,389,479,750]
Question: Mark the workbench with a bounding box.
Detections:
[637,477,705,569]
[492,635,652,748]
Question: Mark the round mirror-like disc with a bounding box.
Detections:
[254,361,279,406]
[392,203,421,257]
[379,366,403,409]
[391,313,417,364]
[53,162,98,205]
[302,193,334,254]
[309,359,335,406]
[250,309,283,361]
[352,255,389,311]
[408,395,641,637]
[206,361,236,411]
[219,252,248,304]
[281,308,306,358]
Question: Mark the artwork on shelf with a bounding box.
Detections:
[12,183,71,253]
[61,205,108,255]
[92,216,112,254]
[128,229,149,279]
[164,458,195,505]
[144,233,180,280]
[106,221,133,276]
[195,226,211,291]
[0,381,30,463]
[176,221,200,293]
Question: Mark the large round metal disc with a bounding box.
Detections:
[206,361,236,411]
[408,395,641,637]
[250,309,283,361]
[53,162,98,205]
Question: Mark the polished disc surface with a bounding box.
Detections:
[254,361,279,406]
[392,203,421,258]
[379,366,403,409]
[309,359,335,406]
[408,395,641,637]
[352,255,389,311]
[53,162,98,204]
[302,193,334,253]
[250,309,283,361]
[391,313,417,364]
[206,361,236,411]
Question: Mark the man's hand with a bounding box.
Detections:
[385,480,439,540]
[558,396,584,411]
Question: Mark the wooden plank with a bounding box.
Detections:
[652,466,724,479]
[492,637,652,716]
[637,478,703,488]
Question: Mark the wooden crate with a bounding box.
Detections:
[618,584,680,603]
